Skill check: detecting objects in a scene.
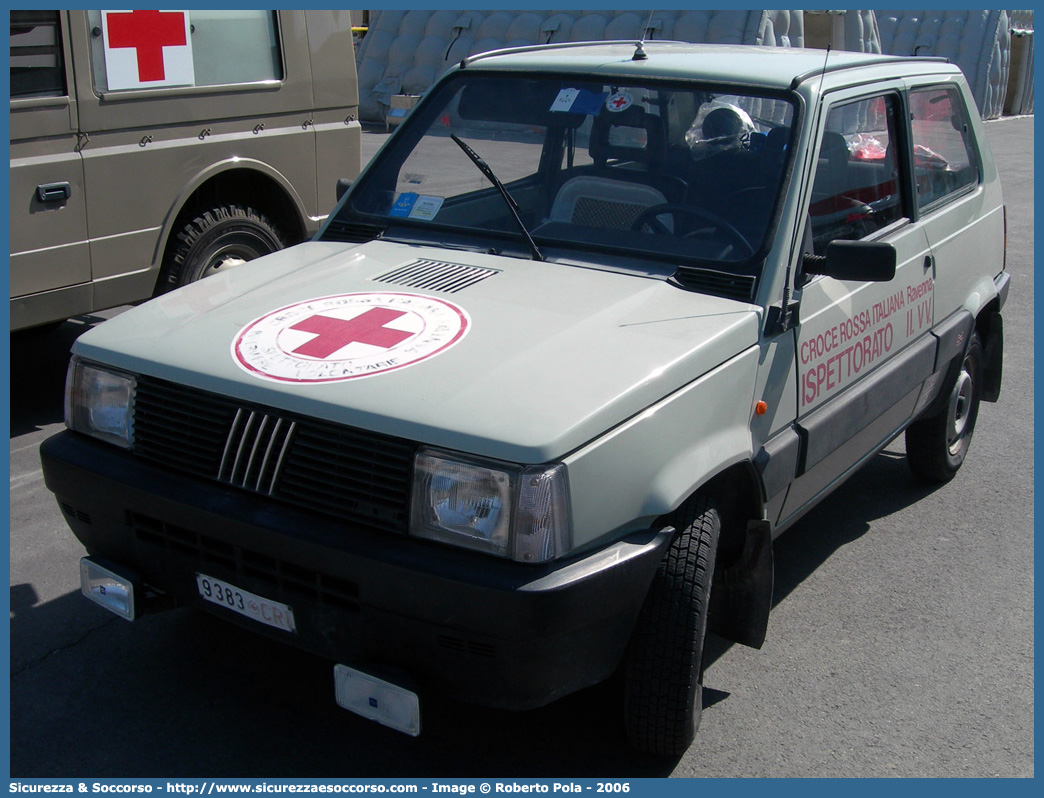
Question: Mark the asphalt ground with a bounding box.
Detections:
[7,115,1034,778]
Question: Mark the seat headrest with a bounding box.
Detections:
[820,131,850,164]
[590,105,665,167]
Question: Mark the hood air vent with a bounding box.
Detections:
[374,259,500,293]
[322,220,383,244]
[672,267,756,302]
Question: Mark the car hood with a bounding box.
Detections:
[74,240,761,462]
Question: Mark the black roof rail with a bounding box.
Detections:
[460,39,686,68]
[789,54,950,90]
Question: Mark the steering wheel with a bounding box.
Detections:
[630,203,755,258]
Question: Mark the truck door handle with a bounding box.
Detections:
[36,182,71,203]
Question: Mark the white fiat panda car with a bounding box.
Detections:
[43,42,1007,756]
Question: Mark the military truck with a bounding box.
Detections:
[10,9,361,330]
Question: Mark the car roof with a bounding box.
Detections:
[459,40,958,92]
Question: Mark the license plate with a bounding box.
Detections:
[195,573,296,633]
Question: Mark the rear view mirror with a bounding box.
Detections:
[803,240,896,282]
[336,178,353,202]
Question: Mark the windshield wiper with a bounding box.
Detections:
[450,134,543,261]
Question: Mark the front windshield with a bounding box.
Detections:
[332,72,795,272]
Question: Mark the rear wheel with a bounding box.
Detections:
[906,331,983,482]
[161,204,286,290]
[623,494,720,756]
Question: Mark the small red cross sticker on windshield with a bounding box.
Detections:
[106,10,187,83]
[289,309,412,358]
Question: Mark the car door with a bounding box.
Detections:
[906,82,1001,321]
[9,11,91,312]
[779,88,938,523]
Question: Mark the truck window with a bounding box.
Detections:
[909,85,980,210]
[87,10,281,92]
[10,10,65,98]
[809,94,904,254]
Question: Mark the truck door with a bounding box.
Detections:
[781,90,937,522]
[9,10,91,324]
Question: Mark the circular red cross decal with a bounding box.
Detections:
[232,293,470,383]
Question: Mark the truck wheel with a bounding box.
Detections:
[162,204,286,289]
[906,331,983,483]
[623,494,720,756]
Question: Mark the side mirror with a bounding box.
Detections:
[803,240,896,282]
[336,178,353,202]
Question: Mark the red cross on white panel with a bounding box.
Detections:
[102,10,195,90]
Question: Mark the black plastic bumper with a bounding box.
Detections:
[41,431,671,710]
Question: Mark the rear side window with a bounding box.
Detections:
[809,94,904,254]
[909,86,980,211]
[10,10,65,98]
[87,10,281,93]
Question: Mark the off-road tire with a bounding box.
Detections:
[906,331,983,483]
[623,494,720,756]
[161,204,286,290]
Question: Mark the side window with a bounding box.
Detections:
[809,94,903,255]
[87,10,282,93]
[10,10,65,98]
[909,86,980,210]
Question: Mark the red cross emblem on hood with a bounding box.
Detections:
[289,309,413,358]
[232,292,470,384]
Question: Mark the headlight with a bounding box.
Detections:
[65,358,136,448]
[411,449,571,563]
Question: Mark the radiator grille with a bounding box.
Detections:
[133,376,417,532]
[218,410,296,495]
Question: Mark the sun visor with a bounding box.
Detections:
[457,78,594,128]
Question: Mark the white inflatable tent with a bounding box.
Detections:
[876,10,1013,119]
[356,9,804,123]
[355,9,1030,122]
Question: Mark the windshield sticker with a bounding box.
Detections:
[550,88,608,116]
[408,195,444,220]
[232,292,470,383]
[606,92,633,113]
[389,193,443,220]
[550,87,580,112]
[389,192,420,217]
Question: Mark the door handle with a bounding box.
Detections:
[36,182,71,203]
[923,255,934,270]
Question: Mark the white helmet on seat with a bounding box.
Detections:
[685,102,755,162]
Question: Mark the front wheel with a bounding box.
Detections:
[623,494,720,756]
[161,204,286,290]
[906,331,983,482]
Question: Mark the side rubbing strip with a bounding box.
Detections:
[753,427,802,502]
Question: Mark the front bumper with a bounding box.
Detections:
[42,431,671,710]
